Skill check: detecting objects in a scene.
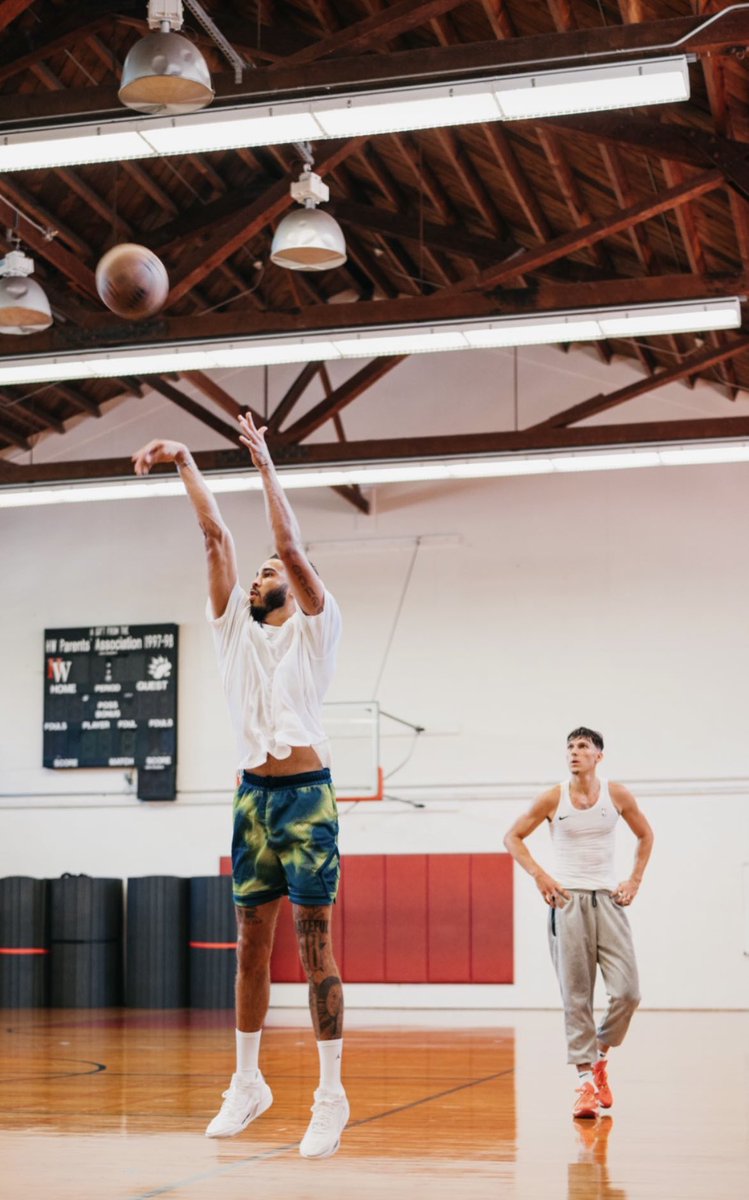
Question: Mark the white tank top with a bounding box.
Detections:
[549,778,620,891]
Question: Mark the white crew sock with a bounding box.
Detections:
[577,1069,594,1087]
[317,1038,344,1093]
[597,1049,608,1061]
[235,1029,262,1079]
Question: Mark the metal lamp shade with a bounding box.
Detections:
[119,31,214,115]
[0,276,52,335]
[270,208,347,271]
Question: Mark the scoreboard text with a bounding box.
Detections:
[43,624,178,797]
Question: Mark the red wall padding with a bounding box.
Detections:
[221,853,513,983]
[264,854,514,984]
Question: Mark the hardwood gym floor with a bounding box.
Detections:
[0,1009,746,1199]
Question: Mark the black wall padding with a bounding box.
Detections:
[189,876,236,1009]
[126,876,189,1008]
[49,876,123,1007]
[0,877,48,1007]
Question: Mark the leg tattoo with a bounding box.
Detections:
[294,906,344,1040]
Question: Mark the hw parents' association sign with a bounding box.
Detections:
[43,623,178,800]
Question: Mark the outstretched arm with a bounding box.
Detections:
[504,787,571,906]
[610,784,654,906]
[238,412,325,615]
[132,439,237,618]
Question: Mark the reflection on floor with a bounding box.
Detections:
[0,1008,746,1199]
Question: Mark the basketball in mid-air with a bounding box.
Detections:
[95,243,169,320]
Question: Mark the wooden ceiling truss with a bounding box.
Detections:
[0,1,748,498]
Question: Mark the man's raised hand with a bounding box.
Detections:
[132,439,188,476]
[238,412,271,471]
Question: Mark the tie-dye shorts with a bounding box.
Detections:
[231,768,340,908]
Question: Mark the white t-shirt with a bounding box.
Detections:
[549,778,620,891]
[207,581,342,771]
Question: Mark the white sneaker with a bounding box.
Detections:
[299,1088,350,1159]
[205,1072,273,1138]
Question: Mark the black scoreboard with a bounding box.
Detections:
[43,623,178,800]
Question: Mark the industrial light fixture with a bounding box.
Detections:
[3,439,749,509]
[270,162,347,271]
[118,0,214,116]
[0,57,690,173]
[0,298,738,386]
[0,238,52,335]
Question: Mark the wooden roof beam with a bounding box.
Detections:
[6,14,749,127]
[52,385,101,417]
[324,368,370,515]
[0,0,35,32]
[279,358,406,445]
[268,364,321,435]
[0,392,65,435]
[329,198,519,265]
[531,334,749,429]
[13,411,749,485]
[661,159,738,399]
[280,0,468,66]
[140,377,240,445]
[445,169,725,297]
[0,416,31,450]
[433,127,509,240]
[544,114,749,205]
[4,272,743,359]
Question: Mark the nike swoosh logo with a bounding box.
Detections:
[558,815,570,820]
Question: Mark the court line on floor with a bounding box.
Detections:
[132,1066,515,1199]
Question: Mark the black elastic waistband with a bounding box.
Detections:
[241,768,331,790]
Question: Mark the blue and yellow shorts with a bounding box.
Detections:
[232,768,340,908]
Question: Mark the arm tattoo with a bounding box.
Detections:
[291,562,324,613]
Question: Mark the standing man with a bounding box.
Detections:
[503,726,653,1119]
[132,412,348,1159]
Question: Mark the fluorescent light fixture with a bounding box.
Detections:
[492,58,689,120]
[0,57,689,173]
[0,298,738,387]
[3,439,749,509]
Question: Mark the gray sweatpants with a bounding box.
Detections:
[548,889,641,1065]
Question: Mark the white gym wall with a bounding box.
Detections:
[2,344,747,1010]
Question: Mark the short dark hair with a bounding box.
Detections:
[567,726,604,751]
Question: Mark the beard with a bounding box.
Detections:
[250,583,288,624]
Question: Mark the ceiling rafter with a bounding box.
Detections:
[660,158,738,400]
[13,413,749,485]
[0,389,64,435]
[279,0,468,66]
[11,11,749,127]
[531,334,749,430]
[0,0,34,33]
[443,170,725,298]
[2,3,749,472]
[141,376,241,444]
[319,365,371,514]
[278,358,407,446]
[268,363,322,435]
[3,272,742,361]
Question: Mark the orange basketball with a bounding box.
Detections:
[95,243,169,320]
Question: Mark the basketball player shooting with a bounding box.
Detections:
[132,412,349,1159]
[503,727,654,1120]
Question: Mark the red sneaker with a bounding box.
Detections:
[573,1080,600,1120]
[593,1058,613,1108]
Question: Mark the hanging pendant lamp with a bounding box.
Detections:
[119,1,213,116]
[270,164,347,272]
[0,246,52,335]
